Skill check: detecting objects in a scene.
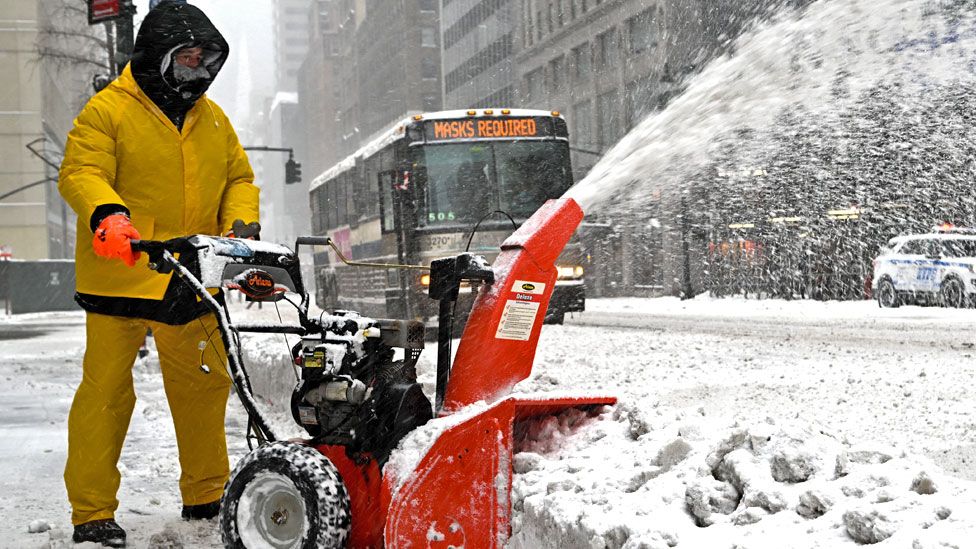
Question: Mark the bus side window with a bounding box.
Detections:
[338,173,348,226]
[412,166,430,226]
[325,180,336,230]
[379,170,396,232]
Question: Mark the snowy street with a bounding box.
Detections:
[561,298,976,481]
[3,298,976,547]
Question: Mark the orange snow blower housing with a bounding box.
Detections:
[326,197,617,547]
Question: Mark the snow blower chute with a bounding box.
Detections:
[131,197,616,548]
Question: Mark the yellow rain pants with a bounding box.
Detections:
[64,312,232,525]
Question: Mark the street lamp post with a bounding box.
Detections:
[114,1,137,75]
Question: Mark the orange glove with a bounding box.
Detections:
[92,214,141,267]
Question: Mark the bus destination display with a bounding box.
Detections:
[423,116,565,142]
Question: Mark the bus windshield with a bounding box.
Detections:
[411,140,573,226]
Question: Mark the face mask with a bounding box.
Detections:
[172,62,211,83]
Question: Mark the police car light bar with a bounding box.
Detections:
[932,223,976,234]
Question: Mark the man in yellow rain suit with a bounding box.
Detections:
[57,1,258,546]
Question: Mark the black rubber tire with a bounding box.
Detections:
[941,277,967,308]
[876,277,900,308]
[220,441,351,549]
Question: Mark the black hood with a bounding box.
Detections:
[130,1,228,125]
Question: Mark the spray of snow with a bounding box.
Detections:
[567,0,976,214]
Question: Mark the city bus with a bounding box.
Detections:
[307,108,586,327]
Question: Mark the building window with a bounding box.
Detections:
[525,68,544,105]
[537,10,543,40]
[572,43,590,81]
[478,85,514,109]
[445,34,514,93]
[547,2,554,34]
[422,27,437,47]
[445,0,509,48]
[597,90,620,150]
[548,55,565,92]
[420,0,436,12]
[595,29,616,68]
[629,8,656,53]
[573,99,593,148]
[422,57,438,80]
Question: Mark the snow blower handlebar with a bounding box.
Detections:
[130,238,180,273]
[129,238,278,445]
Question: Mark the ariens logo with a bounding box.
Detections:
[241,270,276,299]
[521,283,536,291]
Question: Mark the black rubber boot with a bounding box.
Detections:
[72,519,126,547]
[181,500,220,520]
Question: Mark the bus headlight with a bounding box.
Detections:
[557,265,584,279]
[420,273,431,286]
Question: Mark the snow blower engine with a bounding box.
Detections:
[289,310,431,463]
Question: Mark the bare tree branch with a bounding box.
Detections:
[33,0,112,75]
[33,47,110,71]
[38,26,109,50]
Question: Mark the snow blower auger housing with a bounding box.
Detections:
[130,197,616,548]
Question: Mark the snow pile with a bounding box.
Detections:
[509,407,976,548]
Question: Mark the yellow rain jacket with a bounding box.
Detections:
[58,65,258,301]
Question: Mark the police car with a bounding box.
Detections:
[872,226,976,308]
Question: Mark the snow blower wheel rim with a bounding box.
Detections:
[220,441,351,549]
[238,472,307,549]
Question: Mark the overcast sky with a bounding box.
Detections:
[131,0,276,128]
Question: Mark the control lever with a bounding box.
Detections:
[428,252,494,412]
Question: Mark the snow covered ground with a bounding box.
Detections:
[2,297,976,547]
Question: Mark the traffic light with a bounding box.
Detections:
[285,156,302,184]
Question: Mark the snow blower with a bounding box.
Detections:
[131,197,616,548]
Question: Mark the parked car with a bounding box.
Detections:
[872,227,976,308]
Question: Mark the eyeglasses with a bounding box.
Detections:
[174,48,203,68]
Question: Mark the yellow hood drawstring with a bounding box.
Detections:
[207,101,219,127]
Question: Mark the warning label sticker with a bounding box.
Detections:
[495,299,541,341]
